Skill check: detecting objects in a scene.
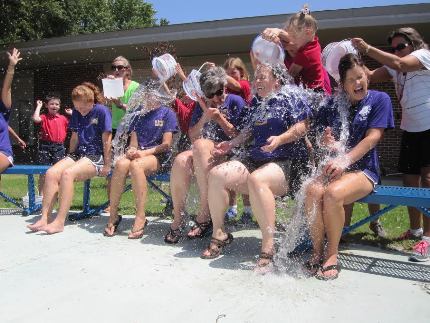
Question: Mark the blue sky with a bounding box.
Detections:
[149,0,425,24]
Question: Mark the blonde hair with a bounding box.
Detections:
[285,4,317,34]
[112,55,133,78]
[223,57,250,81]
[72,82,104,104]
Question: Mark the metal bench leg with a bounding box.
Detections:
[69,180,92,221]
[343,204,397,235]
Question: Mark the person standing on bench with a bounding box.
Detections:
[0,49,22,176]
[27,82,112,233]
[303,54,394,280]
[103,88,178,238]
[353,28,430,262]
[32,95,72,196]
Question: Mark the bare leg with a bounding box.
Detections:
[38,174,45,196]
[403,174,422,230]
[41,158,97,234]
[27,158,75,231]
[169,150,193,230]
[128,155,159,238]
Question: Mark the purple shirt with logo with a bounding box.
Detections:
[131,106,178,149]
[316,90,394,183]
[0,100,12,158]
[69,103,112,156]
[189,94,245,142]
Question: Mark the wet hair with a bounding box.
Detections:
[338,53,365,84]
[285,4,317,33]
[44,93,61,103]
[387,27,428,51]
[199,66,227,98]
[223,57,250,81]
[112,55,133,78]
[72,82,104,104]
[255,64,291,87]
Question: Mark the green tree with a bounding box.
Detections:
[0,0,168,44]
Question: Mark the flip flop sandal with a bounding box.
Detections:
[187,220,213,239]
[315,264,341,281]
[303,260,322,276]
[128,220,148,239]
[103,215,122,237]
[164,227,182,244]
[200,232,234,259]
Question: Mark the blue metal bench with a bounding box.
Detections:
[68,172,172,221]
[1,165,50,215]
[344,185,430,234]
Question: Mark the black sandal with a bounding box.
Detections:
[164,227,182,244]
[187,220,213,239]
[200,233,234,259]
[254,251,275,274]
[103,215,122,237]
[315,264,341,281]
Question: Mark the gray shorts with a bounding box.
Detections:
[66,153,105,176]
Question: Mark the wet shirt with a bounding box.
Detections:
[0,100,12,158]
[130,106,178,150]
[226,79,252,104]
[245,93,311,162]
[69,103,112,156]
[284,36,332,94]
[38,113,69,143]
[316,90,394,183]
[189,94,246,142]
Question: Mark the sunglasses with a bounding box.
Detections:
[206,88,224,99]
[111,65,127,71]
[390,43,409,53]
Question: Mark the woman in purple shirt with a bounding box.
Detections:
[28,83,112,234]
[304,54,394,280]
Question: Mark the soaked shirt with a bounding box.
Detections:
[189,94,245,142]
[69,103,112,156]
[315,90,394,183]
[244,92,311,162]
[0,100,12,158]
[130,106,178,150]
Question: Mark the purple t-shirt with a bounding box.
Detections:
[131,106,178,149]
[189,94,245,142]
[0,100,12,158]
[316,90,394,183]
[69,103,112,156]
[246,94,311,162]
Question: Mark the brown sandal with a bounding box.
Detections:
[103,215,122,237]
[187,220,213,239]
[200,233,234,259]
[128,220,148,239]
[164,227,182,244]
[254,251,275,274]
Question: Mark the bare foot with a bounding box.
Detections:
[27,219,48,232]
[40,222,64,234]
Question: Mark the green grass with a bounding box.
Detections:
[0,175,416,251]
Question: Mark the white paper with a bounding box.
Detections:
[102,78,124,98]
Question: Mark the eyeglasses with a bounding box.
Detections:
[206,88,224,99]
[111,65,127,71]
[390,43,409,53]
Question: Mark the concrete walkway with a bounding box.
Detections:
[1,212,429,323]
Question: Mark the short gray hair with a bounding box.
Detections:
[199,66,227,98]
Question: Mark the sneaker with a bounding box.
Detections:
[224,207,237,222]
[396,229,422,241]
[369,221,386,238]
[409,240,430,262]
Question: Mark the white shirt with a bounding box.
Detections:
[385,48,430,132]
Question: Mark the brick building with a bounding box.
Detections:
[1,3,429,173]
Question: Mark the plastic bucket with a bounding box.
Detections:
[152,54,177,82]
[182,63,212,101]
[322,40,358,82]
[251,35,285,65]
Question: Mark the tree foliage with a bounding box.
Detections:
[0,0,168,44]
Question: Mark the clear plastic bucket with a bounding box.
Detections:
[182,63,212,101]
[322,40,358,82]
[152,53,177,82]
[251,35,285,65]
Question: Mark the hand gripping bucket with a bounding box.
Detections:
[182,63,212,101]
[251,35,285,65]
[152,53,177,82]
[322,40,358,82]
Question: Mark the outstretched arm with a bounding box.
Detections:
[32,100,43,123]
[2,48,22,109]
[261,119,309,152]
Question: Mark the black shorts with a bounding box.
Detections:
[398,129,430,175]
[38,141,66,165]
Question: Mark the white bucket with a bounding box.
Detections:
[322,40,358,82]
[22,194,43,208]
[152,54,177,82]
[182,63,212,101]
[251,35,285,65]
